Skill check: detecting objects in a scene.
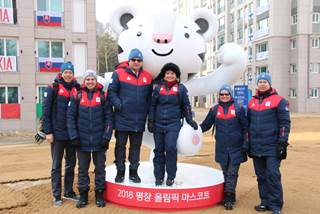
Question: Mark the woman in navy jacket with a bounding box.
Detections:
[200,84,248,210]
[148,63,198,187]
[67,70,113,208]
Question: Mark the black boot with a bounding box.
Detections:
[224,192,234,210]
[115,170,125,183]
[76,190,88,208]
[95,190,106,207]
[129,169,141,183]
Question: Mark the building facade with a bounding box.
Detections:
[0,0,96,131]
[173,0,320,112]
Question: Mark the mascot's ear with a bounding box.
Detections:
[109,5,140,35]
[190,8,218,42]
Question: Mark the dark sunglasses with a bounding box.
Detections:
[131,58,142,62]
[219,93,230,96]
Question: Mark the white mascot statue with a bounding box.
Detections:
[106,4,246,156]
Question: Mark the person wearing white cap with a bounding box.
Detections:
[67,69,113,208]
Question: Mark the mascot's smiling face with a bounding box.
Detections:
[109,6,217,81]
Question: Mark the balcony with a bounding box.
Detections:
[248,33,254,42]
[256,51,268,61]
[256,4,270,16]
[248,55,253,64]
[255,28,269,39]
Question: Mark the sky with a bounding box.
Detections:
[96,0,173,24]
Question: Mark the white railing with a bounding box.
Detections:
[255,28,269,39]
[256,51,268,61]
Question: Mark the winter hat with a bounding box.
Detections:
[83,69,97,79]
[60,61,74,74]
[128,48,143,61]
[257,72,272,85]
[159,63,181,80]
[219,84,233,97]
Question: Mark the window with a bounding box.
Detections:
[0,86,19,104]
[0,38,18,72]
[256,66,268,74]
[256,42,268,53]
[311,38,320,48]
[310,63,320,73]
[230,13,234,23]
[290,63,297,73]
[37,0,62,13]
[218,35,225,48]
[217,0,225,14]
[37,40,63,58]
[289,88,297,98]
[257,0,269,8]
[291,39,296,49]
[237,28,243,40]
[37,86,47,104]
[37,40,64,72]
[36,0,63,27]
[257,18,269,31]
[312,13,320,23]
[310,88,319,98]
[218,17,225,32]
[292,14,297,25]
[237,8,243,20]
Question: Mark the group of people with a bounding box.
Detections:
[200,72,290,214]
[40,48,290,214]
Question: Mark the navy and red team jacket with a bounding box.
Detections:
[108,61,153,132]
[148,81,193,132]
[200,100,248,165]
[42,73,79,141]
[248,88,291,157]
[67,84,113,152]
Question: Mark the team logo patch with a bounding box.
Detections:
[127,77,131,81]
[251,103,255,107]
[217,112,221,116]
[265,101,271,107]
[143,77,147,83]
[231,110,235,115]
[81,99,85,103]
[96,97,101,103]
[59,89,64,94]
[173,87,178,92]
[160,87,164,91]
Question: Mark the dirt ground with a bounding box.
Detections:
[0,108,319,214]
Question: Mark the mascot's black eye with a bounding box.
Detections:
[137,31,142,37]
[184,33,190,38]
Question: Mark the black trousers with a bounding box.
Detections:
[114,131,143,171]
[77,150,106,191]
[51,140,76,199]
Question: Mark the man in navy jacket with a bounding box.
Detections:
[108,49,153,183]
[247,73,291,214]
[42,61,80,206]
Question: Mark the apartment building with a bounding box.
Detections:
[0,0,96,131]
[173,0,320,112]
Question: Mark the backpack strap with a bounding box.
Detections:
[52,82,59,101]
[211,104,219,136]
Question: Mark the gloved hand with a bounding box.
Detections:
[147,120,154,133]
[103,139,110,150]
[71,138,80,147]
[186,119,198,130]
[277,141,289,160]
[34,131,46,144]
